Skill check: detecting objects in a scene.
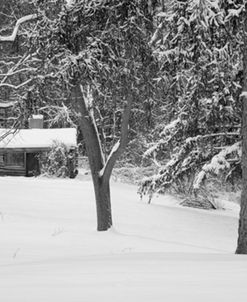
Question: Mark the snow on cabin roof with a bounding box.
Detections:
[0,128,77,150]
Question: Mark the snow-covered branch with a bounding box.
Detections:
[186,132,240,144]
[149,22,164,46]
[0,79,33,90]
[0,67,36,77]
[98,140,120,178]
[75,84,106,172]
[0,54,34,91]
[0,14,37,42]
[193,142,241,190]
[100,94,133,181]
[39,103,76,128]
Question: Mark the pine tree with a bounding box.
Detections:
[139,0,244,203]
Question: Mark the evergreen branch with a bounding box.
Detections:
[193,142,241,190]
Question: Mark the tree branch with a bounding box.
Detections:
[101,93,133,181]
[149,22,164,47]
[186,132,241,144]
[0,14,37,42]
[0,78,33,90]
[74,84,105,174]
[0,67,36,77]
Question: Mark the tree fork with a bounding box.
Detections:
[73,84,132,231]
[73,84,108,230]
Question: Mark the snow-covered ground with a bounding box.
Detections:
[0,175,246,302]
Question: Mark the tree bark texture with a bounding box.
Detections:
[236,10,247,254]
[93,175,112,231]
[73,84,112,231]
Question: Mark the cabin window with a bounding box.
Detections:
[5,152,25,167]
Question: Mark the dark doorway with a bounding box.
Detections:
[26,153,40,177]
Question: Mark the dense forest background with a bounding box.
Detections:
[1,0,247,248]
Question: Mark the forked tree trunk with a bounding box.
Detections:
[236,10,247,254]
[73,84,132,231]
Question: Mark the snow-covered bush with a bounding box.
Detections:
[40,141,77,178]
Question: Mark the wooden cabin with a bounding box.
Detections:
[0,128,77,176]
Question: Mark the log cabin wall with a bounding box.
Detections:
[0,151,26,176]
[0,149,48,176]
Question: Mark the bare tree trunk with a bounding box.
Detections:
[236,98,247,253]
[92,174,112,231]
[236,10,247,254]
[73,84,132,231]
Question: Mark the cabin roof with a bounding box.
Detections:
[0,128,77,150]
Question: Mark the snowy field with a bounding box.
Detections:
[0,175,246,302]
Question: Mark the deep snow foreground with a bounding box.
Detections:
[0,176,246,302]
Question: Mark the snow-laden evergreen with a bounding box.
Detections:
[140,0,244,201]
